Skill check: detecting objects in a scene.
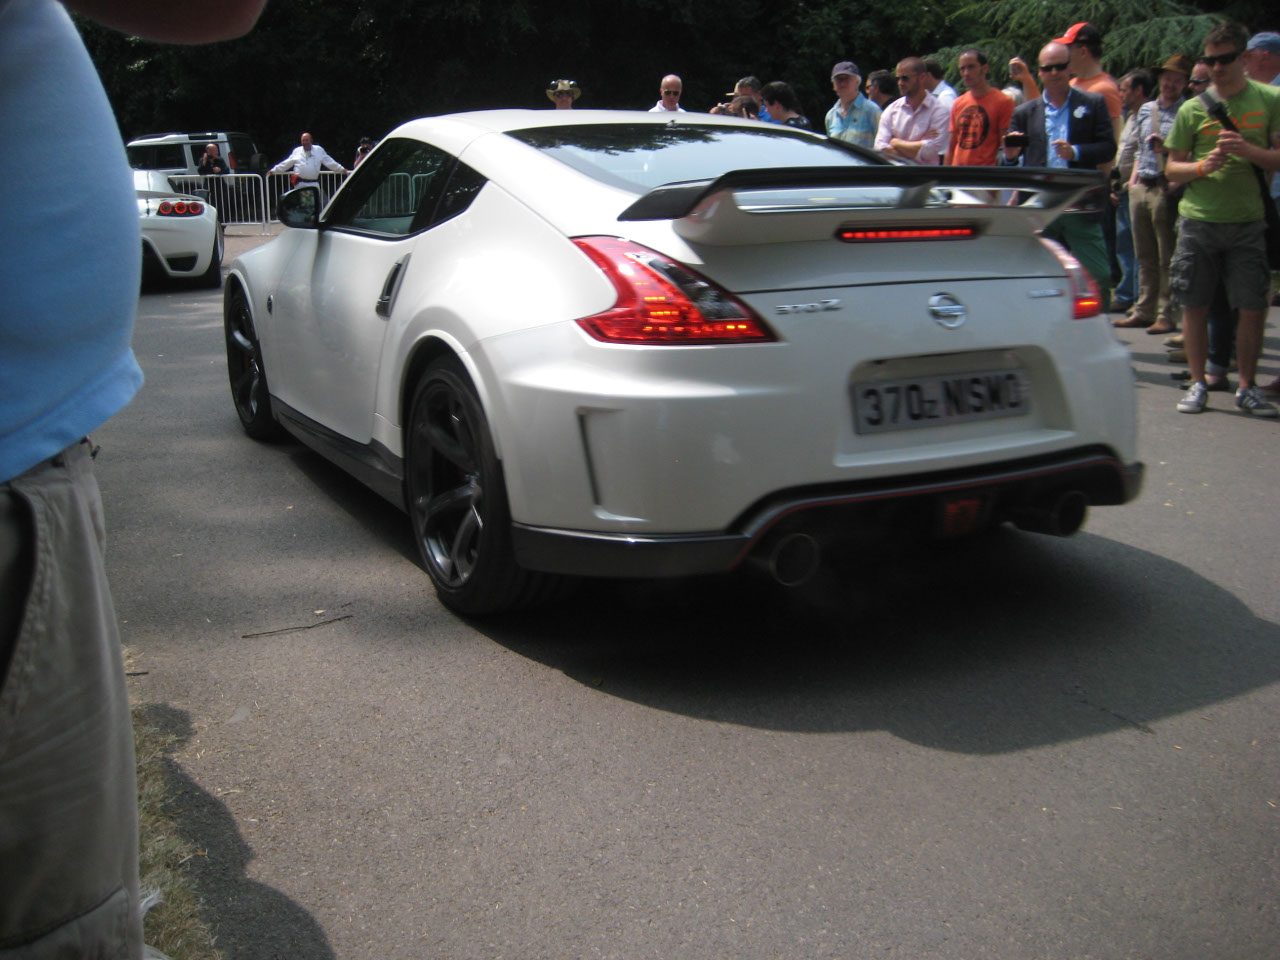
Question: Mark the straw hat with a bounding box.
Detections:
[546,79,582,102]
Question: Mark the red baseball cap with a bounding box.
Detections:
[1053,22,1101,45]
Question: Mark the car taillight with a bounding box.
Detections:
[156,200,203,217]
[1039,237,1101,319]
[571,236,776,345]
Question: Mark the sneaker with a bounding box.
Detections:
[1177,381,1208,413]
[1235,384,1279,417]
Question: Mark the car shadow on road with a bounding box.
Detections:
[475,526,1280,754]
[284,443,420,567]
[268,434,1280,757]
[139,704,336,960]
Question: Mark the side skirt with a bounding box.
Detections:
[271,398,406,510]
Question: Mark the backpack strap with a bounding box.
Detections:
[1198,90,1271,201]
[1199,91,1235,131]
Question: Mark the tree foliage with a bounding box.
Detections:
[928,0,1245,87]
[78,0,1266,166]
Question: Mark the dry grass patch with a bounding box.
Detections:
[129,651,222,960]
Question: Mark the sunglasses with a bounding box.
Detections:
[1038,62,1070,72]
[1188,77,1210,85]
[1197,50,1242,67]
[662,89,681,95]
[895,74,916,82]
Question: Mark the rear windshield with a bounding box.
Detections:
[127,144,189,170]
[507,123,878,193]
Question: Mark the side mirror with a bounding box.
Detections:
[279,185,320,229]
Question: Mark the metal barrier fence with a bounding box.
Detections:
[169,173,267,233]
[167,171,350,233]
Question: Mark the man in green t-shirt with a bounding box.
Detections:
[1165,22,1280,416]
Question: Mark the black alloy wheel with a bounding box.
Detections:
[405,357,552,615]
[224,285,282,440]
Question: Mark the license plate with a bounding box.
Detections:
[853,368,1030,434]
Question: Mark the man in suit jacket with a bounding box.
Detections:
[1004,41,1117,307]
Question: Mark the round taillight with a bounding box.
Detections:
[188,201,203,215]
[173,201,188,215]
[158,201,173,215]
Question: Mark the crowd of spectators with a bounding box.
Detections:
[553,18,1280,418]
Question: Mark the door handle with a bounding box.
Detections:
[375,255,410,318]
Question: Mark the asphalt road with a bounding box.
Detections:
[98,241,1279,960]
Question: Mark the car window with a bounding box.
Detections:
[227,137,257,171]
[325,138,453,238]
[507,123,879,193]
[426,161,487,229]
[127,143,188,170]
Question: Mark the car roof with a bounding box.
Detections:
[128,131,255,145]
[377,110,847,249]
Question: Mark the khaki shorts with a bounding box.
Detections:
[0,441,142,959]
[1168,216,1270,311]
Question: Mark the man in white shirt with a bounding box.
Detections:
[649,74,686,112]
[923,57,958,110]
[270,131,347,182]
[875,57,951,163]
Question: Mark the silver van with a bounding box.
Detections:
[126,131,264,177]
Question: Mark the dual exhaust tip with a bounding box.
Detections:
[755,490,1089,588]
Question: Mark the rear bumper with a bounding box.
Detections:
[511,446,1144,578]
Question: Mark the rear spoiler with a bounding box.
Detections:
[136,189,204,202]
[617,165,1104,222]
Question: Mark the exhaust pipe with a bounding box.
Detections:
[1010,490,1088,537]
[760,532,822,587]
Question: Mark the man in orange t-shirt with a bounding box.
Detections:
[1054,22,1122,145]
[946,48,1014,165]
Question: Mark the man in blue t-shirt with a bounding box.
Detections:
[0,2,267,955]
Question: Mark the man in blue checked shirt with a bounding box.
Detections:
[825,60,882,149]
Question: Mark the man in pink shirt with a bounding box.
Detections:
[875,57,951,164]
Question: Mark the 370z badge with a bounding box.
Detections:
[776,299,841,315]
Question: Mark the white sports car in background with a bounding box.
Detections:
[135,169,222,287]
[223,110,1143,615]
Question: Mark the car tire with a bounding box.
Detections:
[224,284,283,440]
[199,228,224,288]
[405,357,558,616]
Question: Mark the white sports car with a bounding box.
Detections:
[135,169,223,287]
[223,110,1143,614]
